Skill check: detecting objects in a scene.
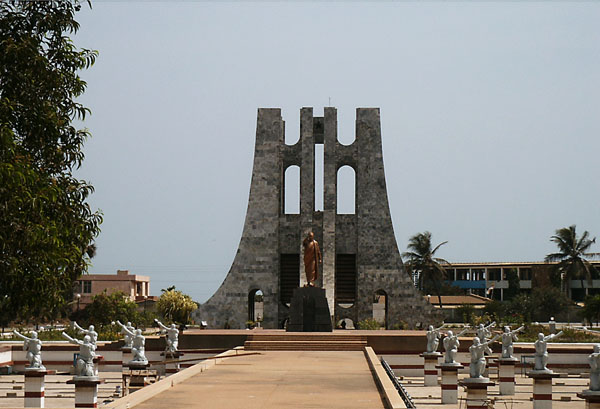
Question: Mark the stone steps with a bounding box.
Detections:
[247,334,367,342]
[244,340,367,351]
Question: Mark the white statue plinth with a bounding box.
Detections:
[459,377,495,409]
[67,376,103,408]
[578,390,600,409]
[497,357,519,395]
[420,352,441,386]
[437,362,463,404]
[24,368,54,408]
[125,362,150,394]
[528,370,560,409]
[161,351,183,375]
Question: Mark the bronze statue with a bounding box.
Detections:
[303,232,322,287]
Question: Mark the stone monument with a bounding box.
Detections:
[437,327,469,404]
[420,325,443,387]
[155,319,182,375]
[62,332,103,409]
[194,107,437,329]
[73,322,98,346]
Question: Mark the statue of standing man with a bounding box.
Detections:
[303,232,322,287]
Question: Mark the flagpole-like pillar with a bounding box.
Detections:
[67,377,104,408]
[497,357,518,395]
[437,363,463,404]
[24,369,54,408]
[528,371,560,409]
[420,352,441,386]
[459,378,495,409]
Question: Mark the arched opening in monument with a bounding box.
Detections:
[337,165,356,214]
[283,108,300,145]
[284,165,300,214]
[337,109,355,146]
[373,289,388,329]
[314,144,324,211]
[336,318,355,330]
[248,289,264,324]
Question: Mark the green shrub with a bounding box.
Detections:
[357,318,382,330]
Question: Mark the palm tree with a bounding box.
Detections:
[402,232,450,309]
[545,225,600,299]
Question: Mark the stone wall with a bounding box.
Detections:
[193,107,437,329]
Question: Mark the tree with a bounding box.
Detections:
[402,232,450,309]
[156,288,198,325]
[0,1,101,323]
[545,225,600,299]
[72,291,140,327]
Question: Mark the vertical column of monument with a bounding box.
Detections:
[354,108,432,327]
[322,107,337,319]
[299,108,315,287]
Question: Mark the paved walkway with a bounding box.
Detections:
[134,351,386,409]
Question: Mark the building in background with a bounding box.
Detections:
[74,270,156,309]
[442,261,600,301]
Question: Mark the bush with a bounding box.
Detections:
[456,304,476,324]
[357,318,382,330]
[156,288,198,325]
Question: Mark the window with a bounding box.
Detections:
[136,282,143,295]
[82,281,92,294]
[520,268,532,280]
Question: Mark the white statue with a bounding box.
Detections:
[426,325,444,353]
[117,321,147,365]
[115,320,135,348]
[501,325,524,359]
[590,345,600,391]
[443,327,470,364]
[73,322,98,346]
[469,335,500,378]
[155,319,179,353]
[534,331,563,371]
[62,332,97,377]
[476,322,496,351]
[14,330,44,370]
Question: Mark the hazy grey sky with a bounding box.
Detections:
[74,1,600,303]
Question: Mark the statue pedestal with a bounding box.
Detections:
[161,351,183,375]
[578,390,600,409]
[459,377,495,409]
[66,376,103,408]
[421,352,442,386]
[121,347,132,370]
[287,287,332,332]
[437,363,463,403]
[24,369,54,408]
[496,357,518,395]
[125,362,150,394]
[528,370,560,409]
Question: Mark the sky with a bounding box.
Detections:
[73,1,600,303]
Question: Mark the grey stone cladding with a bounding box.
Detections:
[193,107,437,329]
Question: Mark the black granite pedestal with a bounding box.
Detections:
[287,287,332,332]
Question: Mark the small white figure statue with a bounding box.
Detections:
[115,320,135,348]
[587,344,600,391]
[534,331,563,372]
[117,321,147,365]
[426,325,444,353]
[469,335,500,378]
[443,327,470,364]
[155,319,179,354]
[476,322,496,352]
[73,322,98,346]
[501,325,524,359]
[14,330,44,370]
[62,332,97,377]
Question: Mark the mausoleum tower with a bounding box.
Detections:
[194,107,435,329]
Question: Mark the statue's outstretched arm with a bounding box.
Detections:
[13,330,29,341]
[154,319,168,330]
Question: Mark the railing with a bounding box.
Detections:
[380,358,417,409]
